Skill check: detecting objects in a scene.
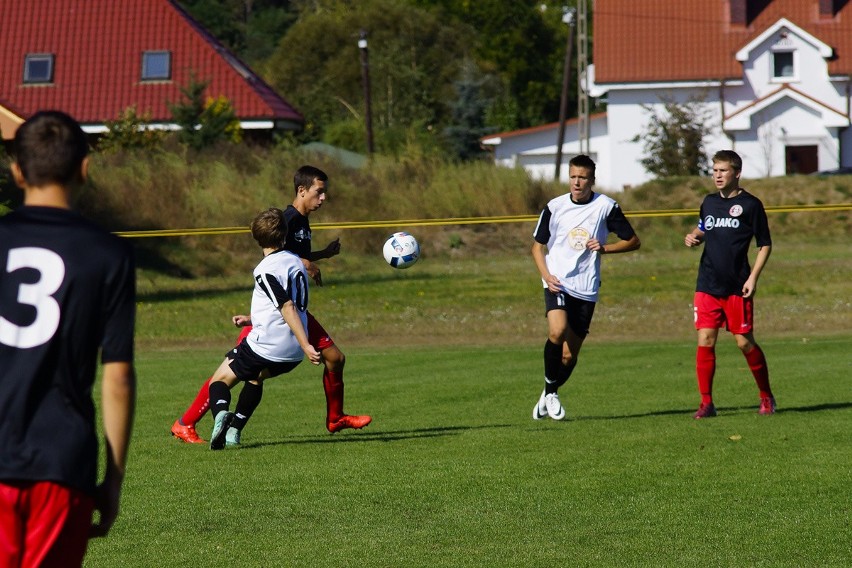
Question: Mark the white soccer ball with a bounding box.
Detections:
[382,231,420,269]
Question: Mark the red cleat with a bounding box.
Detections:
[693,402,717,419]
[758,397,776,415]
[327,414,372,433]
[171,419,205,444]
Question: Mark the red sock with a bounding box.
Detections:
[181,377,212,427]
[323,369,344,424]
[696,346,716,405]
[745,345,773,399]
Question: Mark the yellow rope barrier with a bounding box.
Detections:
[115,203,852,238]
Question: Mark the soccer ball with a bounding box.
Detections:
[382,232,420,269]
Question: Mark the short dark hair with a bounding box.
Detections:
[569,154,596,178]
[13,110,89,187]
[251,207,288,249]
[293,165,328,193]
[712,150,742,172]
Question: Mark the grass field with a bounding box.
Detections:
[84,229,850,567]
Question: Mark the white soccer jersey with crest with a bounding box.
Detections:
[246,249,309,362]
[533,192,635,302]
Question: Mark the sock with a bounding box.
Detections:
[696,346,716,405]
[208,381,231,419]
[323,368,344,423]
[543,340,563,394]
[231,381,263,431]
[744,345,773,399]
[181,377,212,427]
[559,360,577,387]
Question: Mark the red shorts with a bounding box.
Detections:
[693,291,753,334]
[236,311,334,351]
[0,480,94,568]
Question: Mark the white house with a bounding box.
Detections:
[482,0,852,191]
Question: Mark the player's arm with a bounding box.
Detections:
[91,361,136,538]
[532,241,562,293]
[590,205,641,254]
[685,227,704,247]
[742,244,771,299]
[309,237,340,261]
[279,301,322,365]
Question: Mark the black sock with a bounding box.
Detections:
[208,381,231,419]
[544,340,563,394]
[558,360,577,389]
[232,381,263,431]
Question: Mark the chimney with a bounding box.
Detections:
[819,0,835,18]
[730,0,747,26]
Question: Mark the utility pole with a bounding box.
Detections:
[577,0,590,155]
[554,8,576,182]
[358,30,375,155]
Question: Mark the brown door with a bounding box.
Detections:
[785,145,818,174]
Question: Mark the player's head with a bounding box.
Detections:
[293,165,328,194]
[251,207,288,250]
[569,154,596,180]
[712,150,742,172]
[12,110,89,188]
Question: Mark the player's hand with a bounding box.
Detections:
[305,261,323,286]
[685,234,702,247]
[587,238,604,253]
[90,475,122,538]
[305,345,322,365]
[325,238,341,258]
[543,274,562,294]
[232,314,251,327]
[742,278,757,299]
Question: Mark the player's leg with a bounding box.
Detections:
[227,379,264,446]
[208,358,242,450]
[308,312,371,433]
[693,292,724,419]
[728,295,774,414]
[537,292,572,420]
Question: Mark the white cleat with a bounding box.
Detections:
[533,390,548,420]
[545,393,566,421]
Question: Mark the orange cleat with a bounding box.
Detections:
[171,419,205,444]
[327,414,372,433]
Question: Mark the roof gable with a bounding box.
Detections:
[735,17,833,61]
[0,0,302,130]
[594,0,852,84]
[724,83,848,130]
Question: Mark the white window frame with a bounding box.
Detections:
[770,50,797,83]
[141,51,171,81]
[23,53,54,84]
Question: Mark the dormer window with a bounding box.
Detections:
[24,54,54,84]
[141,51,171,81]
[772,50,795,81]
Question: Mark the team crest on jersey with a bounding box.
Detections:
[293,228,310,242]
[729,204,743,217]
[568,227,591,250]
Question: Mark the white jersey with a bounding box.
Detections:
[533,192,635,302]
[246,250,309,362]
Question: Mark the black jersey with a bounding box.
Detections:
[0,207,135,495]
[695,190,771,296]
[283,204,312,259]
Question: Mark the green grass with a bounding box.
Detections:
[84,229,851,566]
[85,339,851,567]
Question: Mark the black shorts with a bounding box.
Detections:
[225,339,301,382]
[543,289,596,338]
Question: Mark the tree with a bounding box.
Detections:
[263,0,472,154]
[99,106,167,153]
[443,60,497,160]
[632,96,715,178]
[168,76,242,149]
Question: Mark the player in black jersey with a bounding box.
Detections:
[172,166,371,444]
[0,111,136,566]
[685,150,775,418]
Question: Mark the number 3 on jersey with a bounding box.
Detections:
[0,247,65,349]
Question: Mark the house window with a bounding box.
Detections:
[24,54,54,84]
[141,51,171,81]
[772,51,795,80]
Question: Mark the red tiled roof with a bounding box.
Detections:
[0,0,302,126]
[594,0,852,84]
[481,112,607,142]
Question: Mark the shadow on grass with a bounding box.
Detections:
[236,423,513,449]
[576,401,852,421]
